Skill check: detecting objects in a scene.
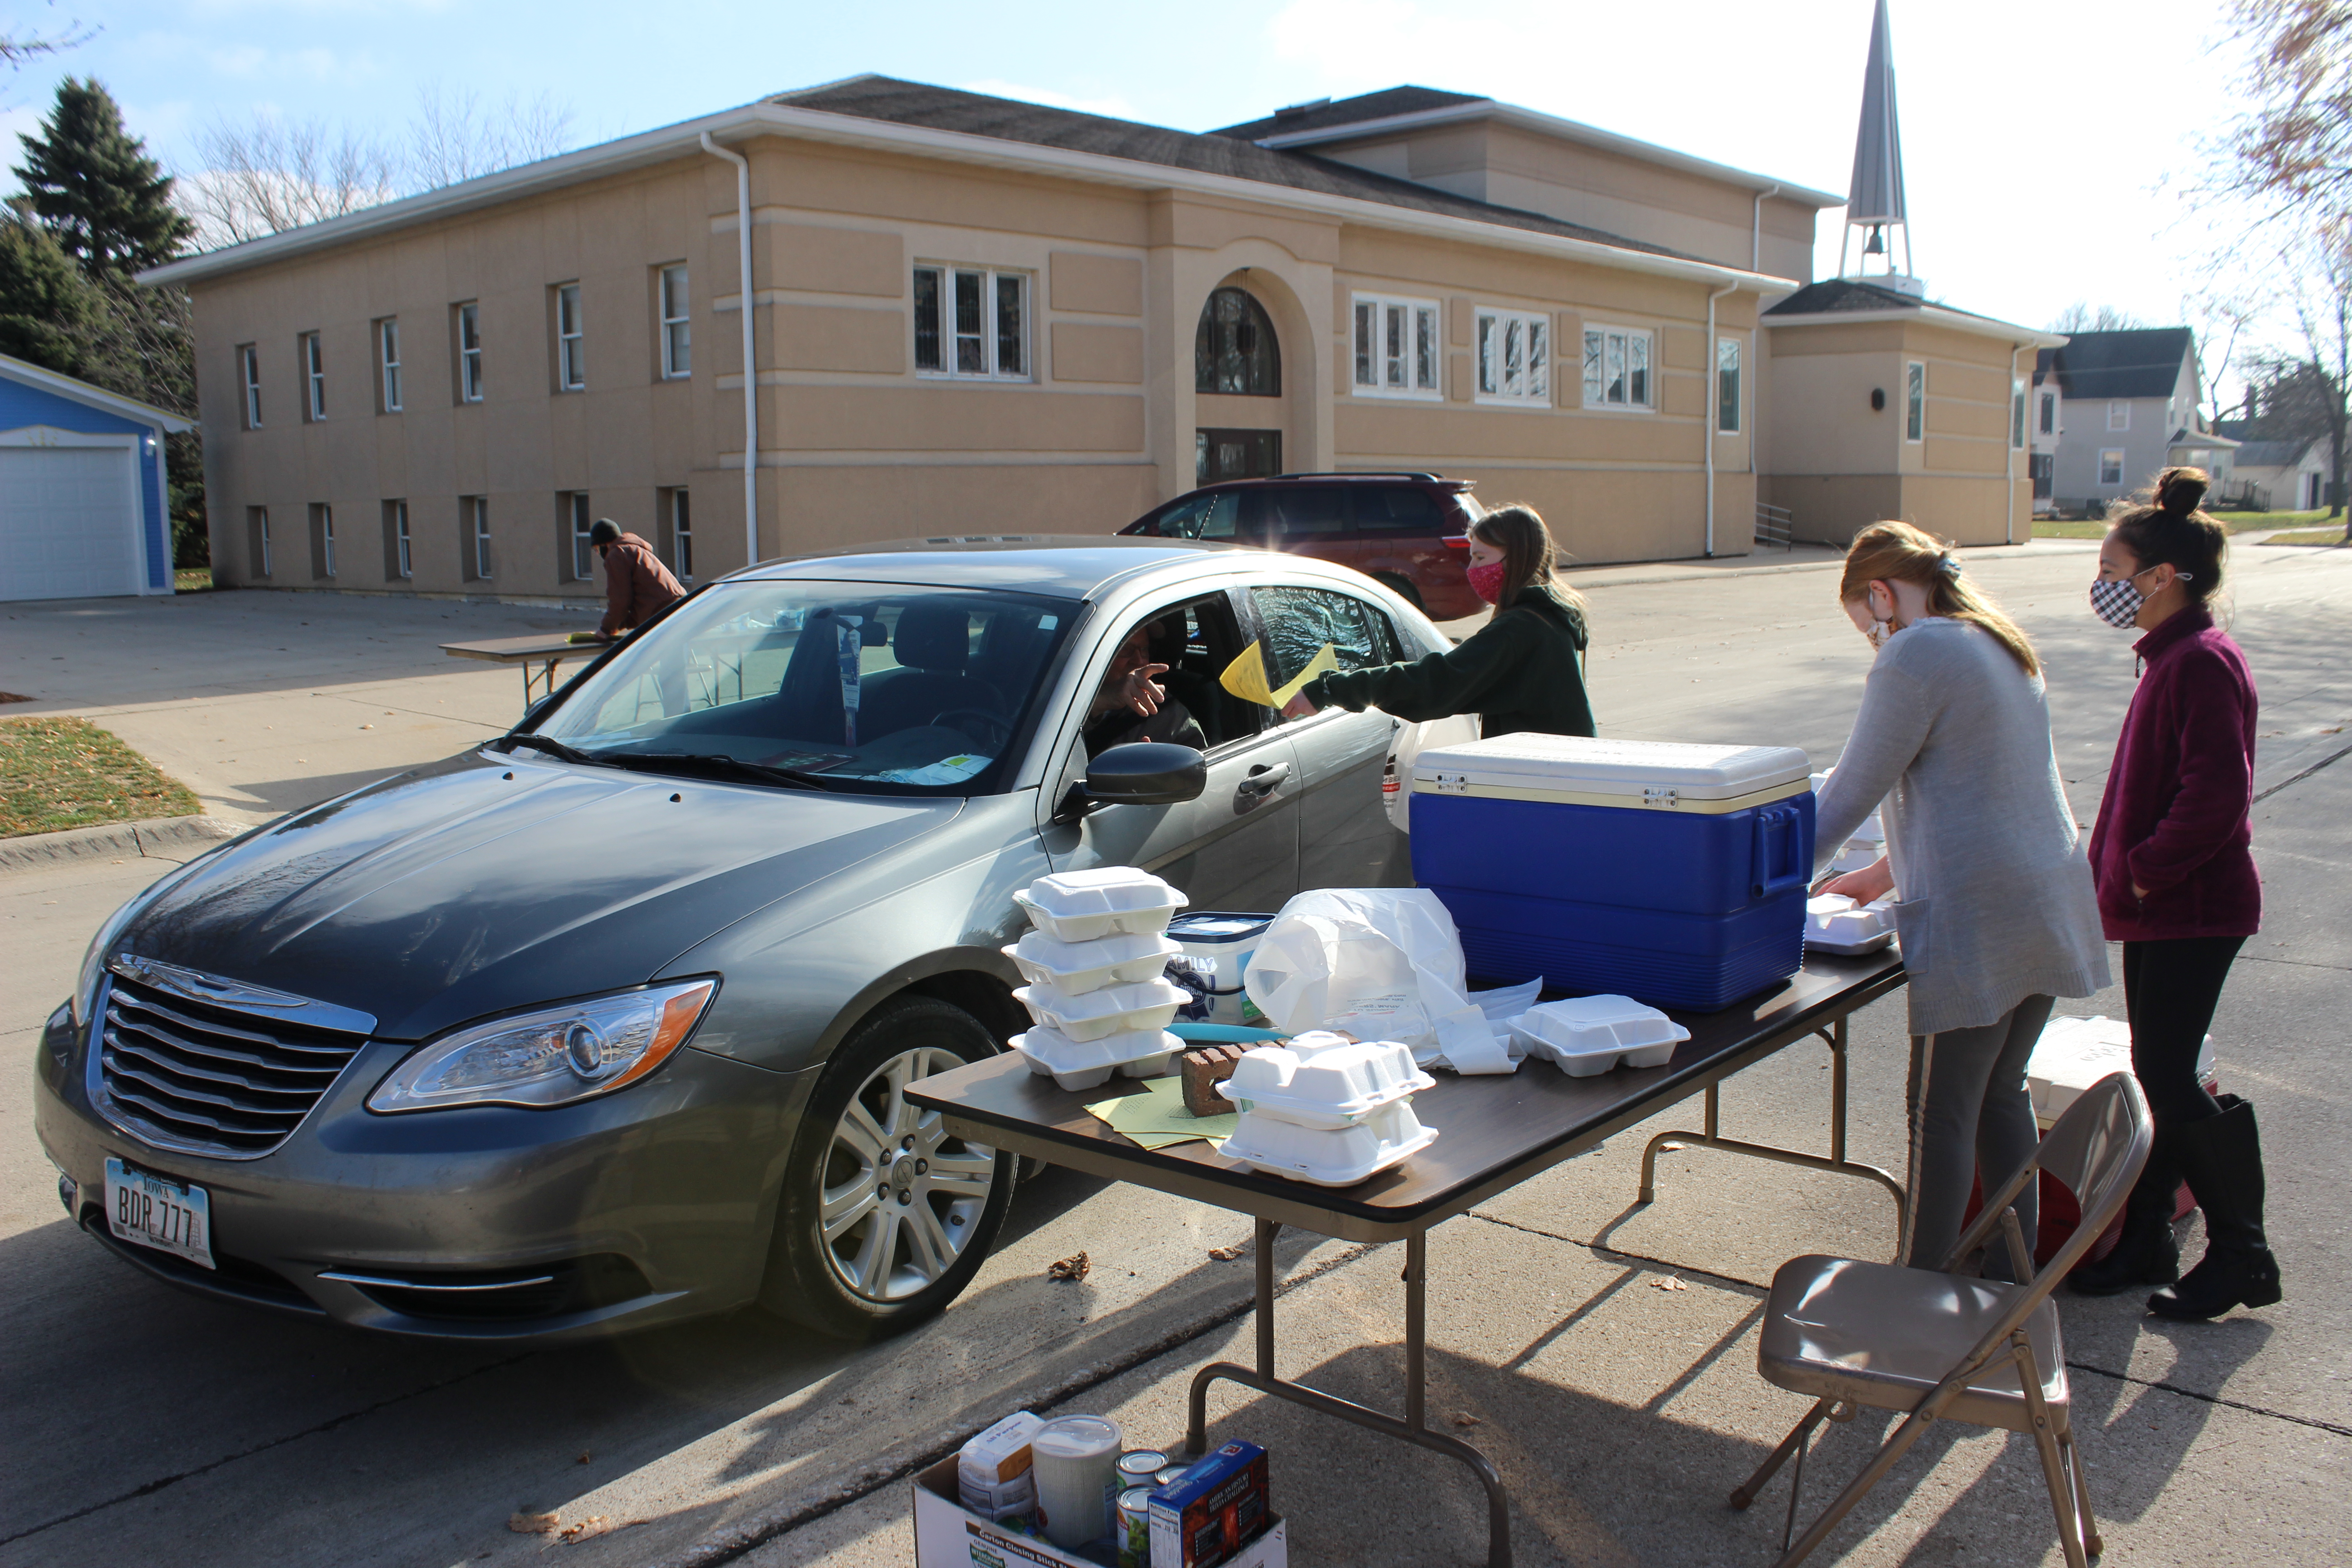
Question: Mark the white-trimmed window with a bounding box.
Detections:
[1476,308,1549,405]
[911,264,1029,379]
[566,492,594,580]
[238,344,262,428]
[658,264,691,379]
[2107,400,2129,431]
[1905,361,1925,442]
[2012,379,2027,450]
[2039,389,2056,435]
[464,496,492,580]
[1351,293,1441,397]
[388,499,412,580]
[555,283,585,390]
[312,502,336,578]
[1581,324,1651,409]
[1717,336,1743,433]
[250,506,270,575]
[377,318,402,412]
[301,331,326,420]
[456,302,484,402]
[2099,450,2125,485]
[670,488,693,579]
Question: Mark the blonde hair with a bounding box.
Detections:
[1838,521,2039,676]
[1468,503,1587,612]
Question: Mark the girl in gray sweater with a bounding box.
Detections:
[1814,523,2110,1280]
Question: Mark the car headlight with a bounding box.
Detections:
[366,979,718,1113]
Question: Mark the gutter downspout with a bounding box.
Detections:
[1751,184,1779,273]
[1705,279,1738,557]
[701,133,759,571]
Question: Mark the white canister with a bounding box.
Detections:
[1030,1414,1122,1548]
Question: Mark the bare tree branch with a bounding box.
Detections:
[2223,1,2352,219]
[406,84,573,189]
[178,115,400,248]
[2047,302,2152,333]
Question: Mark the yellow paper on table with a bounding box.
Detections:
[1085,1076,1239,1152]
[1218,641,1339,709]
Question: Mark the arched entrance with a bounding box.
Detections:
[1194,285,1284,483]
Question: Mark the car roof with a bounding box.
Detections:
[735,534,1243,599]
[1193,472,1472,490]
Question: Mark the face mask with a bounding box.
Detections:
[2090,564,2183,630]
[1466,560,1509,605]
[1863,615,1892,650]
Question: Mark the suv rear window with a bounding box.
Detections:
[1354,487,1443,532]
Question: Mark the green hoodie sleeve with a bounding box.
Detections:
[1306,610,1540,723]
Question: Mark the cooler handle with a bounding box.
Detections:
[1752,804,1809,898]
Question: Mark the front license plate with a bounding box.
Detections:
[103,1157,214,1270]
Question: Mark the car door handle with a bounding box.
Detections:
[1238,763,1292,794]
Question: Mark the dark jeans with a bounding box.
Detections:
[2122,936,2244,1127]
[1903,995,2054,1284]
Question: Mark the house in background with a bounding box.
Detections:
[0,353,193,603]
[2034,328,2229,517]
[2228,435,2329,511]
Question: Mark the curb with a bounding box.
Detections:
[0,814,237,873]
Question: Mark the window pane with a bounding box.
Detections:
[954,270,986,374]
[1503,318,1523,397]
[1477,314,1497,394]
[1354,301,1374,386]
[1528,319,1548,399]
[1385,303,1405,387]
[1717,338,1740,432]
[1268,488,1348,537]
[1249,586,1381,709]
[913,268,941,370]
[1355,486,1440,532]
[1583,330,1602,406]
[1415,306,1436,391]
[1605,333,1625,404]
[1627,334,1649,406]
[995,274,1024,377]
[1195,288,1279,396]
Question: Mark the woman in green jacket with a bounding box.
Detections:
[1299,504,1594,737]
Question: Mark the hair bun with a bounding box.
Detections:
[2156,466,2209,518]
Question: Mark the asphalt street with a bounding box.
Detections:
[2,539,2345,1567]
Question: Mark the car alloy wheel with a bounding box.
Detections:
[818,1044,999,1302]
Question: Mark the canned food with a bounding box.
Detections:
[1115,1449,1168,1487]
[1116,1486,1155,1568]
[1153,1463,1191,1490]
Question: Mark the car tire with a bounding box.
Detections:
[760,995,1017,1341]
[1371,572,1426,613]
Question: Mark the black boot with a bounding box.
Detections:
[2070,1130,2180,1296]
[2150,1097,2282,1321]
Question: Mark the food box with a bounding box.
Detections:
[1412,735,1813,1010]
[1803,894,1898,956]
[1219,1098,1437,1187]
[1016,868,1186,943]
[912,1456,1287,1568]
[1006,930,1184,994]
[1508,995,1691,1077]
[1149,1442,1273,1568]
[1215,1040,1432,1129]
[2029,1015,2215,1130]
[1013,1024,1181,1091]
[1016,977,1188,1042]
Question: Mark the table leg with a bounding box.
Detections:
[1185,1226,1513,1568]
[1636,1018,1907,1249]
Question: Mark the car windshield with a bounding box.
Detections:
[527,580,1075,795]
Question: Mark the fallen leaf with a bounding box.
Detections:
[1208,1242,1250,1261]
[508,1509,560,1534]
[575,1451,592,1465]
[1450,1411,1481,1427]
[559,1516,610,1543]
[1649,1275,1690,1292]
[1048,1251,1091,1282]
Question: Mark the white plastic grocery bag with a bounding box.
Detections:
[1382,714,1479,833]
[1243,888,1518,1073]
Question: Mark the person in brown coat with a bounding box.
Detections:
[589,518,685,639]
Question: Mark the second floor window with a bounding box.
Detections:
[2107,400,2129,431]
[2039,390,2056,435]
[239,344,262,428]
[302,332,326,420]
[466,496,492,579]
[1352,294,1439,397]
[659,264,691,379]
[457,302,484,402]
[377,318,402,412]
[1195,287,1279,396]
[1906,361,1926,442]
[1582,326,1651,408]
[556,283,585,390]
[914,265,1029,379]
[1476,309,1550,404]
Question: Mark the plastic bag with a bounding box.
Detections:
[1382,714,1478,832]
[1243,888,1519,1073]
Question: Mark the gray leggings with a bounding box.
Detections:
[1901,995,2054,1282]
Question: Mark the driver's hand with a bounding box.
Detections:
[1117,662,1169,717]
[1280,692,1317,719]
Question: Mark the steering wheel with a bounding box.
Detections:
[931,708,1013,751]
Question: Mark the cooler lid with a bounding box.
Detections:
[1411,735,1812,800]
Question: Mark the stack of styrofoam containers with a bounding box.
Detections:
[1215,1032,1439,1186]
[1804,894,1899,955]
[1811,770,1887,876]
[1411,735,1815,1010]
[1508,995,1691,1077]
[1005,868,1188,1090]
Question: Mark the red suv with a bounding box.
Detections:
[1117,472,1485,621]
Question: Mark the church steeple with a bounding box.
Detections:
[1842,0,1919,292]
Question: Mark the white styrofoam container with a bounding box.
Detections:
[912,1454,1292,1568]
[1805,894,1898,955]
[1220,1098,1438,1186]
[1015,977,1186,1042]
[1014,867,1186,943]
[1509,995,1690,1077]
[2029,1015,2216,1128]
[1215,1039,1434,1129]
[1416,734,1811,811]
[1003,929,1181,994]
[1012,1024,1180,1091]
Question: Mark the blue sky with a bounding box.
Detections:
[2,0,2264,384]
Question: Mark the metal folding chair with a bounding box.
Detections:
[1730,1070,2151,1568]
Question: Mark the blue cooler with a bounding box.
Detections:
[1410,736,1815,1010]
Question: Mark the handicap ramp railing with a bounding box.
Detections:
[1755,503,1796,551]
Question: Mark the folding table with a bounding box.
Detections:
[908,950,1909,1567]
[439,634,596,710]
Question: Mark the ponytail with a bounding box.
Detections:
[1838,520,2040,676]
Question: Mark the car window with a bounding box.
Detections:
[1353,487,1442,533]
[1264,487,1349,538]
[532,581,1073,794]
[1156,492,1240,540]
[1245,586,1398,722]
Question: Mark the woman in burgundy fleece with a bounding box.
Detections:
[2070,467,2281,1318]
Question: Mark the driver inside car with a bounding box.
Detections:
[1083,617,1206,756]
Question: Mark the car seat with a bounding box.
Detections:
[859,601,1002,740]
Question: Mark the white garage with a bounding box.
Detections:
[0,354,192,603]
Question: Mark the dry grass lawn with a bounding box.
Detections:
[0,715,201,838]
[2258,525,2349,546]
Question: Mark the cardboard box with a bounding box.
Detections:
[913,1458,1285,1568]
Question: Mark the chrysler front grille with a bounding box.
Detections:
[95,974,369,1159]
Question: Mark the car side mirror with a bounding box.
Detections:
[1058,742,1206,820]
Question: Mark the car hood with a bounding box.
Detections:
[114,753,961,1041]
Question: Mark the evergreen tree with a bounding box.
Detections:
[14,77,192,275]
[0,203,109,375]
